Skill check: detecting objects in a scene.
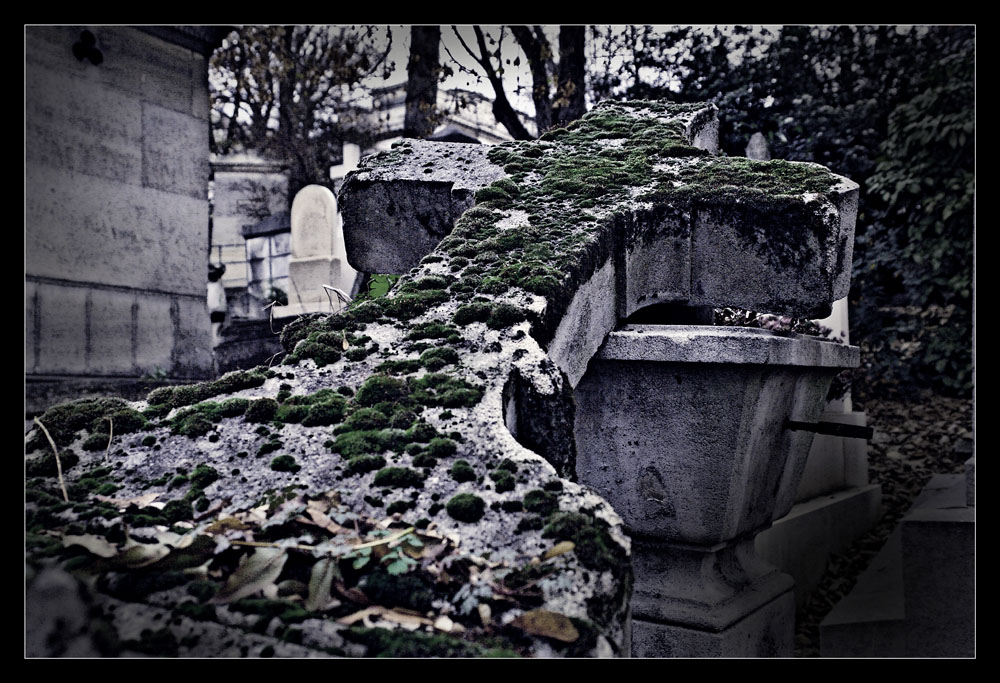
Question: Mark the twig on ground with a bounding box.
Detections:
[33,418,69,503]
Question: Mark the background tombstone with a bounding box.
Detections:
[280,184,361,317]
[746,132,771,161]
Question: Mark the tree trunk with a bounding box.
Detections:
[552,26,586,127]
[511,25,553,134]
[404,26,441,139]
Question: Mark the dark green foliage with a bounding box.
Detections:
[257,440,282,456]
[26,450,80,477]
[411,452,437,468]
[361,569,435,611]
[275,404,309,423]
[373,467,424,488]
[270,455,300,473]
[386,500,413,515]
[27,397,128,452]
[445,493,486,523]
[542,512,627,574]
[449,460,475,482]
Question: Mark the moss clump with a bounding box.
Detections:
[245,398,279,423]
[162,499,194,524]
[340,408,389,432]
[449,460,476,482]
[406,322,459,341]
[411,452,437,468]
[334,430,404,458]
[27,397,129,452]
[425,437,458,459]
[301,400,346,427]
[491,469,516,493]
[386,500,413,515]
[189,464,220,489]
[257,440,283,457]
[405,421,439,443]
[26,450,81,477]
[82,433,110,451]
[523,490,559,517]
[275,404,309,423]
[270,455,301,473]
[408,374,483,408]
[542,511,627,573]
[419,347,459,371]
[496,458,518,473]
[344,627,516,658]
[446,493,486,523]
[345,455,387,476]
[373,467,424,489]
[376,359,422,375]
[141,435,157,447]
[355,376,410,407]
[229,599,310,623]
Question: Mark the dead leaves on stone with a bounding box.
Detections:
[49,488,594,650]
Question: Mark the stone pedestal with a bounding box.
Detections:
[575,324,858,657]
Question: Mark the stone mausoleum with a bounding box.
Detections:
[25,26,229,412]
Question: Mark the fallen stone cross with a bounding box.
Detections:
[25,100,858,658]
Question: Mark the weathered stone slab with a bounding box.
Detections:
[340,141,507,273]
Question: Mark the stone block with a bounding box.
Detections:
[26,163,208,294]
[26,280,38,373]
[575,326,856,542]
[169,295,215,378]
[339,140,506,273]
[900,474,975,657]
[756,484,882,608]
[141,102,209,199]
[36,283,89,375]
[631,590,795,657]
[134,293,175,373]
[87,288,137,375]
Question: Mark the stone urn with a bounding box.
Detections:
[575,323,858,656]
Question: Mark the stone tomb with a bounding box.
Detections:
[26,100,857,657]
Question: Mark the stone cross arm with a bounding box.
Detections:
[340,100,859,327]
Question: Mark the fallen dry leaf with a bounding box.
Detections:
[542,541,575,561]
[512,609,579,643]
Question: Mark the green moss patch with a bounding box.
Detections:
[446,493,486,523]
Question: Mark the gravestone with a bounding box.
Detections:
[26,100,857,658]
[746,132,771,161]
[281,184,362,317]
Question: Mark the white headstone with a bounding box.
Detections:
[745,132,771,161]
[282,184,361,316]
